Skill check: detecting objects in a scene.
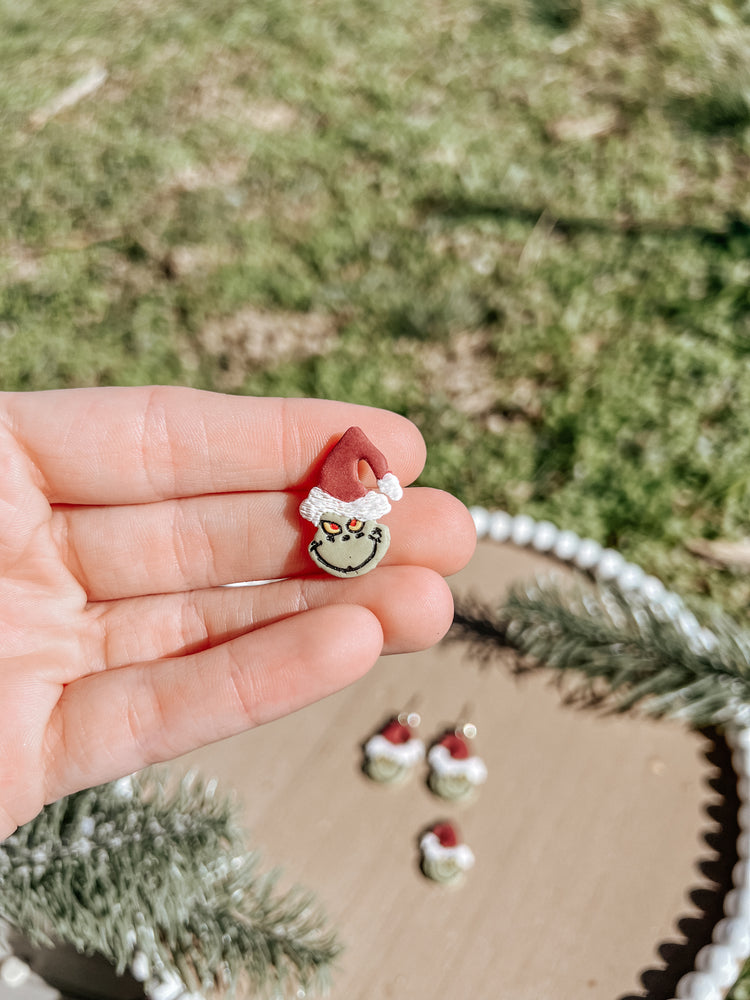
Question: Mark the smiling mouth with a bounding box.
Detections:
[309,538,380,574]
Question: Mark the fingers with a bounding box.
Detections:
[90,566,455,669]
[4,387,426,505]
[56,487,475,600]
[45,605,384,798]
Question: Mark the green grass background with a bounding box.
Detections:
[3,0,750,614]
[2,0,750,994]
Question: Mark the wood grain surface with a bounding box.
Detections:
[177,541,727,1000]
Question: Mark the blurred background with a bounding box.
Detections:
[2,0,750,614]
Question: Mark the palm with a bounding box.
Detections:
[0,387,474,838]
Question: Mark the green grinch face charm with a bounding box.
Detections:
[308,513,390,579]
[299,427,403,579]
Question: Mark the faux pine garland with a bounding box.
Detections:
[453,579,750,728]
[0,770,339,999]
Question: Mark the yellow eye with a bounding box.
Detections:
[347,518,364,532]
[322,520,342,535]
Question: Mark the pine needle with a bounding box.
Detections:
[0,770,340,998]
[453,579,750,728]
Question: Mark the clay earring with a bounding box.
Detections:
[427,719,487,801]
[299,427,403,579]
[419,821,475,884]
[362,712,425,784]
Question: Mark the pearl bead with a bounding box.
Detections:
[732,727,750,751]
[0,957,31,987]
[479,507,750,999]
[724,887,750,918]
[616,563,646,592]
[553,530,580,561]
[511,514,536,547]
[531,520,558,552]
[675,970,722,1000]
[724,727,740,750]
[655,592,683,621]
[732,746,750,777]
[695,943,739,989]
[595,548,625,580]
[738,834,750,864]
[488,510,513,543]
[676,609,701,638]
[640,574,666,604]
[738,803,750,831]
[573,537,602,570]
[713,916,750,956]
[733,859,750,890]
[469,507,490,539]
[696,628,718,653]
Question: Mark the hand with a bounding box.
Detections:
[0,387,475,837]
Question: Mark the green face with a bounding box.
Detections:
[308,513,390,578]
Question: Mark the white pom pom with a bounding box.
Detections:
[377,472,403,501]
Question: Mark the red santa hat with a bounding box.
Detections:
[299,426,403,525]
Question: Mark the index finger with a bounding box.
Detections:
[2,386,427,505]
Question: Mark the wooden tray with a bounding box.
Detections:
[176,541,735,1000]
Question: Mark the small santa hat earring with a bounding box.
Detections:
[363,711,425,784]
[419,821,475,884]
[427,717,488,802]
[300,427,403,579]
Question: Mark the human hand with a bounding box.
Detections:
[0,387,475,837]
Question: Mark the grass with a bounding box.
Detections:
[3,0,750,608]
[2,0,750,992]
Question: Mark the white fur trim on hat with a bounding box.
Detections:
[364,733,425,767]
[377,472,403,501]
[427,745,488,785]
[299,486,392,525]
[419,832,475,870]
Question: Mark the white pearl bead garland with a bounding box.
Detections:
[470,507,750,1000]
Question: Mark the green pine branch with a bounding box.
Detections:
[0,770,340,998]
[452,580,750,727]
